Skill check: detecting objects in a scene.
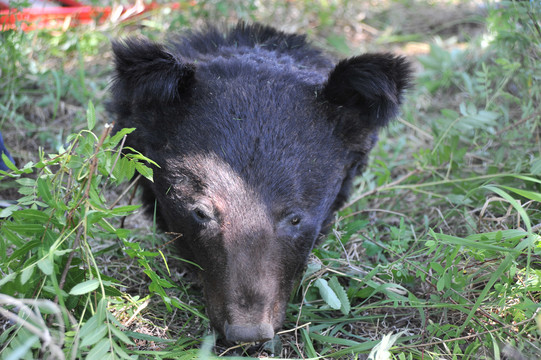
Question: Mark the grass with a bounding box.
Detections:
[0,0,540,359]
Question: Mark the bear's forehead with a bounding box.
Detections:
[195,47,329,86]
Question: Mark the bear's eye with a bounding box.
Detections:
[290,216,301,226]
[192,208,211,223]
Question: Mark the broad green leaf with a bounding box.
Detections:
[36,177,53,205]
[430,262,444,274]
[79,314,98,338]
[1,153,17,171]
[135,163,153,182]
[69,279,100,295]
[80,324,108,348]
[87,100,96,131]
[105,127,135,148]
[15,178,35,187]
[0,205,17,218]
[86,337,110,360]
[110,205,141,215]
[314,278,341,310]
[97,298,107,324]
[20,265,35,285]
[436,275,446,292]
[0,272,16,287]
[112,342,134,360]
[110,325,134,346]
[37,257,53,276]
[328,276,350,315]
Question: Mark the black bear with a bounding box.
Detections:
[109,22,412,343]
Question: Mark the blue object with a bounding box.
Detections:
[0,131,14,171]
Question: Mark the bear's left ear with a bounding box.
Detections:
[322,54,412,150]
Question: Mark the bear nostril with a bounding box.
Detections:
[224,321,274,343]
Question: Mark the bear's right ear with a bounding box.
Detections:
[111,37,196,105]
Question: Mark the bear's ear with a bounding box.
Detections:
[322,54,412,150]
[111,37,196,105]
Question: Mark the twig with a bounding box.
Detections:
[218,341,253,357]
[109,174,142,209]
[58,125,112,297]
[119,175,142,229]
[84,124,112,199]
[276,321,311,335]
[396,116,434,141]
[57,225,85,299]
[495,111,540,136]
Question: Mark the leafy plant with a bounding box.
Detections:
[0,101,205,358]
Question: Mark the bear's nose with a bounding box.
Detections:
[224,321,274,343]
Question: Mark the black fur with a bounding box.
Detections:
[109,22,412,343]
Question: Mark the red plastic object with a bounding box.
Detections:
[0,1,179,31]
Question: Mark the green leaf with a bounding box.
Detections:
[0,272,16,287]
[484,185,532,232]
[97,298,107,323]
[314,278,341,310]
[436,274,446,292]
[15,178,35,187]
[499,185,541,202]
[328,276,350,315]
[79,314,98,338]
[36,177,53,206]
[69,279,100,295]
[134,163,153,181]
[105,127,135,148]
[112,342,134,360]
[0,205,17,218]
[1,153,17,171]
[300,328,317,358]
[110,325,134,346]
[86,337,110,360]
[37,257,53,276]
[109,205,141,216]
[20,265,35,285]
[430,262,444,274]
[80,324,108,348]
[87,100,96,131]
